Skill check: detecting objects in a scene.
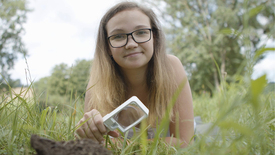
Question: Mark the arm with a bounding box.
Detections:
[165,54,194,148]
[75,80,119,143]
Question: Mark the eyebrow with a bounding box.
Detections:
[109,25,150,35]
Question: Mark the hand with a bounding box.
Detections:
[75,109,119,143]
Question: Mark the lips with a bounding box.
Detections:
[124,52,142,57]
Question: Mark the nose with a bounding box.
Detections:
[125,35,138,49]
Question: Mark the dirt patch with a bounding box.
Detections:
[31,135,112,155]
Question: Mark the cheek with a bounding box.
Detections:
[110,48,122,63]
[109,46,118,56]
[110,48,120,57]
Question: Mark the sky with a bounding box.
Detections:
[10,0,275,85]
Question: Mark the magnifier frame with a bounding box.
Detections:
[103,96,149,133]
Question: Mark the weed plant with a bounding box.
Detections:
[0,71,274,154]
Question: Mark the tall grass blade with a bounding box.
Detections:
[148,79,186,155]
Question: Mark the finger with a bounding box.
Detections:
[108,130,120,138]
[78,109,105,142]
[82,121,97,140]
[88,117,105,143]
[75,127,86,139]
[77,117,96,140]
[75,118,88,138]
[92,111,107,134]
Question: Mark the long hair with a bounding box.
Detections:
[87,2,177,126]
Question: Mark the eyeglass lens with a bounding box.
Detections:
[108,29,151,48]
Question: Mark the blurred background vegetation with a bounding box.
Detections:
[0,0,30,90]
[1,0,274,96]
[145,0,274,94]
[33,59,91,110]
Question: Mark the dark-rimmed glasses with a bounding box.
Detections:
[107,28,152,48]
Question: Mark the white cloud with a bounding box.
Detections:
[253,52,275,82]
[10,0,122,85]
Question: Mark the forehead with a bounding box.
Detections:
[106,9,151,35]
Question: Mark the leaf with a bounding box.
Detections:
[254,47,275,59]
[40,107,50,130]
[250,75,267,110]
[219,121,254,136]
[140,120,148,154]
[251,75,267,98]
[219,28,237,35]
[149,79,187,155]
[248,5,265,18]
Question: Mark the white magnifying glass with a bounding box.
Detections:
[103,96,149,133]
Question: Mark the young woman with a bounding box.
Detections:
[75,1,194,148]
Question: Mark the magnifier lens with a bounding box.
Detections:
[113,101,146,129]
[103,96,149,132]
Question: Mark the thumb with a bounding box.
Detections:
[107,130,119,137]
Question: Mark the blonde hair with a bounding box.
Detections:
[87,2,177,126]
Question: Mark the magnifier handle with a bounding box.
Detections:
[105,128,110,134]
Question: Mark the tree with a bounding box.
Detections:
[34,59,92,107]
[69,59,92,97]
[48,63,70,96]
[146,0,274,94]
[0,0,30,89]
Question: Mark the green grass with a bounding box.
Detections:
[0,73,274,155]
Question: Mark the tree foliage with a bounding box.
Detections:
[34,59,92,107]
[0,0,30,89]
[147,0,274,94]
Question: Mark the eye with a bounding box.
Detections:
[135,30,149,35]
[110,34,126,41]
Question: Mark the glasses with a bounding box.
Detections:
[107,28,152,48]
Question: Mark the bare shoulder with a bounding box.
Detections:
[167,55,194,146]
[167,54,180,63]
[166,54,187,80]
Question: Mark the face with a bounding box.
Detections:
[106,9,154,71]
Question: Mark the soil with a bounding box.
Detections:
[31,135,112,155]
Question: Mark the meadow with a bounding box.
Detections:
[0,73,274,155]
[1,0,274,154]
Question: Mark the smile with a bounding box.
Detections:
[124,52,142,57]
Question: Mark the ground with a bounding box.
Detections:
[31,135,112,155]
